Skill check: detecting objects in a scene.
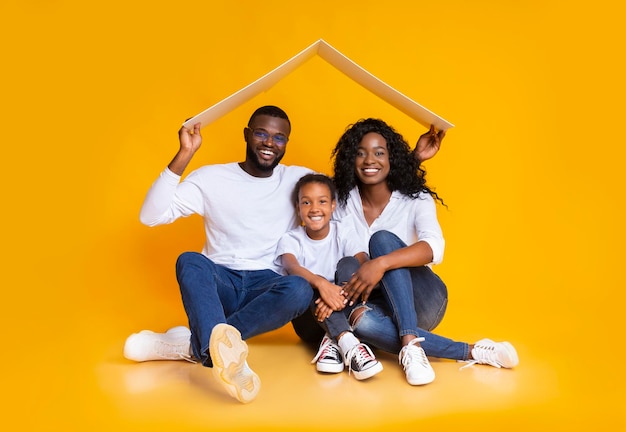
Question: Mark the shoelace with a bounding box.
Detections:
[459,342,500,370]
[345,344,375,375]
[399,337,427,369]
[156,340,197,364]
[311,337,341,364]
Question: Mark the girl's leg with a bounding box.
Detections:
[291,255,361,347]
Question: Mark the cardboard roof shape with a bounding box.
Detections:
[183,39,454,131]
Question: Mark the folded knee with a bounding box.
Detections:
[176,251,204,269]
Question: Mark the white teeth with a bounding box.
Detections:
[309,216,323,221]
[260,150,273,155]
[363,168,379,173]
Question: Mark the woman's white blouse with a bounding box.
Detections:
[333,188,444,265]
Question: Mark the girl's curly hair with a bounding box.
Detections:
[331,118,443,207]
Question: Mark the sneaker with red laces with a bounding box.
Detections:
[466,338,519,369]
[344,343,383,380]
[311,334,344,373]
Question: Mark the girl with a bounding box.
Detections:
[275,173,383,381]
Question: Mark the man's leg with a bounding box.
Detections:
[176,251,238,366]
[226,270,313,340]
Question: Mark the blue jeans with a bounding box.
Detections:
[302,257,361,341]
[291,231,470,360]
[176,252,313,367]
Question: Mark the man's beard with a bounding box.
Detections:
[246,146,283,172]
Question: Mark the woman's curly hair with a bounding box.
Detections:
[331,118,443,207]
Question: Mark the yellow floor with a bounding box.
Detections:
[2,2,624,431]
[84,326,623,431]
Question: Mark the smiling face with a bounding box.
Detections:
[297,181,336,240]
[355,132,390,187]
[242,114,290,177]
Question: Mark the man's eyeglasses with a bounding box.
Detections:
[246,127,289,146]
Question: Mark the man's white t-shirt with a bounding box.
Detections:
[140,163,311,272]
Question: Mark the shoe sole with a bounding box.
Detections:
[353,361,383,380]
[407,371,435,386]
[209,324,261,403]
[316,362,344,374]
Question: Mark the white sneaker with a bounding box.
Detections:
[124,326,194,362]
[311,335,344,374]
[399,337,435,385]
[209,323,260,404]
[344,343,383,380]
[467,338,519,368]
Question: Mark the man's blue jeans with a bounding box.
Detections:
[176,252,313,367]
[292,231,470,361]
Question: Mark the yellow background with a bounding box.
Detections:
[1,0,624,430]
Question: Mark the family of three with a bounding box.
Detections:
[123,105,518,403]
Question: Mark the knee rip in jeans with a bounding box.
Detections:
[348,305,371,329]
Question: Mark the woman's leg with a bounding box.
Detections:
[352,231,467,360]
[369,230,449,332]
[409,266,448,331]
[368,231,420,339]
[350,297,469,360]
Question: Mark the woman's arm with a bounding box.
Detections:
[341,242,433,306]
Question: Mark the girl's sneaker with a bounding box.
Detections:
[344,343,383,380]
[311,334,344,373]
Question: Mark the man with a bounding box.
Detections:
[124,106,314,403]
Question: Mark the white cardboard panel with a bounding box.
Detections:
[182,40,454,131]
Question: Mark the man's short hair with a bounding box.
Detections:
[248,105,290,127]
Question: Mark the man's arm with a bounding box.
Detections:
[139,123,203,226]
[168,123,202,175]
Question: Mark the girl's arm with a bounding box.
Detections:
[279,253,346,316]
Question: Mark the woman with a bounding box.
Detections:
[293,119,518,386]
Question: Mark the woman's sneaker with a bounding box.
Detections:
[311,334,344,373]
[344,343,383,380]
[399,337,435,385]
[467,338,519,368]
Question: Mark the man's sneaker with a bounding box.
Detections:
[467,338,519,369]
[399,337,435,385]
[124,326,194,362]
[344,343,383,380]
[311,334,344,374]
[209,323,260,404]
